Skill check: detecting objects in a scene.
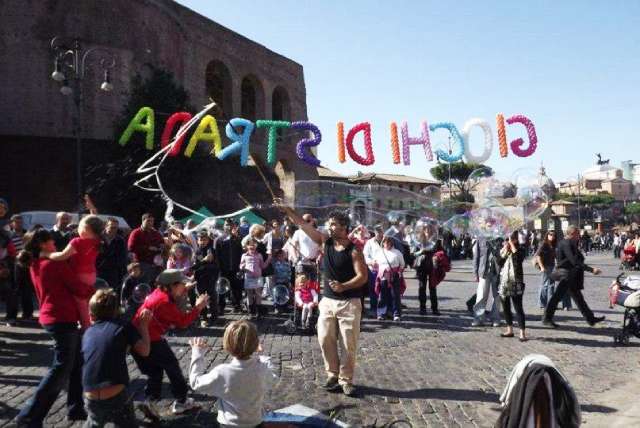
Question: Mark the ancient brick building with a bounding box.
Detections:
[0,0,317,220]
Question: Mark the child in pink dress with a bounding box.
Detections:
[48,215,103,329]
[294,273,319,328]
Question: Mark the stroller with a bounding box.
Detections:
[285,280,320,334]
[620,244,638,271]
[609,273,640,345]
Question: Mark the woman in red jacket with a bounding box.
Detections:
[132,269,209,417]
[15,229,95,426]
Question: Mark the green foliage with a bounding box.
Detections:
[85,65,194,221]
[553,192,615,206]
[626,202,640,216]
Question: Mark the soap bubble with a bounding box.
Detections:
[511,168,551,221]
[216,277,231,295]
[272,284,290,306]
[132,283,151,304]
[469,206,514,239]
[443,213,470,237]
[411,216,440,250]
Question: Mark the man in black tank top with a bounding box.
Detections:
[277,203,367,397]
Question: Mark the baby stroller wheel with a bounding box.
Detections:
[284,319,297,334]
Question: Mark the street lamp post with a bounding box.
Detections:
[576,174,581,229]
[50,37,116,214]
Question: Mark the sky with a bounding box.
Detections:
[177,0,640,183]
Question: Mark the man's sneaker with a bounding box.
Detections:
[588,316,606,326]
[322,376,340,391]
[542,319,559,329]
[377,316,385,321]
[5,319,17,327]
[171,398,200,415]
[393,316,401,322]
[419,308,427,315]
[139,399,161,420]
[200,320,210,328]
[342,383,356,397]
[471,320,484,327]
[492,321,502,327]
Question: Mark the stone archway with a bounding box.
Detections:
[205,60,233,118]
[240,74,265,122]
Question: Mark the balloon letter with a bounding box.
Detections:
[345,122,375,166]
[337,121,346,163]
[217,118,255,166]
[496,113,508,158]
[119,106,155,150]
[430,122,464,163]
[401,121,433,165]
[161,112,193,157]
[461,118,493,163]
[390,122,400,164]
[291,121,322,166]
[183,114,222,158]
[506,115,537,157]
[256,120,291,165]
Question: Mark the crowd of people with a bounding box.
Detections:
[0,195,612,427]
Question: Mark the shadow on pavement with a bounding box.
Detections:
[581,403,618,413]
[357,385,500,402]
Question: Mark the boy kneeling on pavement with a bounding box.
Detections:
[81,288,151,427]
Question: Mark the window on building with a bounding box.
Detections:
[399,201,403,209]
[409,185,414,192]
[376,199,381,209]
[387,199,393,209]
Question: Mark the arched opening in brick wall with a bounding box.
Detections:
[240,75,265,122]
[272,85,291,146]
[205,60,233,118]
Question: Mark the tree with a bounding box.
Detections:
[553,192,615,207]
[430,162,493,202]
[626,202,640,216]
[85,65,193,222]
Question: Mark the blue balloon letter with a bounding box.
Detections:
[430,122,464,163]
[217,118,255,166]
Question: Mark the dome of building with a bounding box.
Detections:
[537,165,557,197]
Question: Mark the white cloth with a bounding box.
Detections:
[500,353,581,428]
[363,238,383,268]
[290,229,321,261]
[373,248,405,274]
[190,349,277,428]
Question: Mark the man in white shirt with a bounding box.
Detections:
[363,225,384,317]
[289,213,321,280]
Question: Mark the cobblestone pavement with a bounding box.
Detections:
[1,252,638,427]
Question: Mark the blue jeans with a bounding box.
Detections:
[17,323,84,427]
[84,389,137,427]
[367,269,378,314]
[538,270,572,309]
[377,278,401,318]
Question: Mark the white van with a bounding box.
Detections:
[19,211,131,232]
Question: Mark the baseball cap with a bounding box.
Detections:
[156,269,190,286]
[374,224,384,232]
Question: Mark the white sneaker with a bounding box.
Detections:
[471,320,484,327]
[171,397,199,414]
[393,316,401,322]
[140,399,161,420]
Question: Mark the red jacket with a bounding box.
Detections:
[127,227,164,264]
[133,288,200,341]
[30,258,95,325]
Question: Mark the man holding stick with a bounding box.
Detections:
[277,200,367,396]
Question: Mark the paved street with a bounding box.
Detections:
[1,252,638,427]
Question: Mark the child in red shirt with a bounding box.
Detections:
[48,215,104,329]
[294,273,318,328]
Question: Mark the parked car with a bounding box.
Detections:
[19,211,131,232]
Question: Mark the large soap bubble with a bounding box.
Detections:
[510,168,551,222]
[411,216,440,250]
[469,206,514,239]
[443,213,470,237]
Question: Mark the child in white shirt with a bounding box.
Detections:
[189,320,277,428]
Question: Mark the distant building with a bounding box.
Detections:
[315,168,441,226]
